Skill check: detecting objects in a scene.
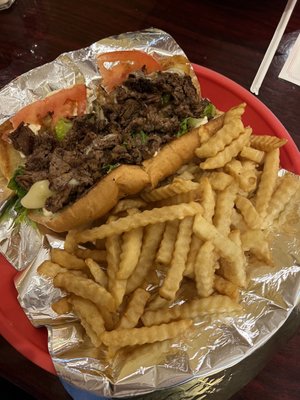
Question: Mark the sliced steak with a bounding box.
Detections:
[9,123,36,156]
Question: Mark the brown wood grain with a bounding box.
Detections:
[0,0,300,399]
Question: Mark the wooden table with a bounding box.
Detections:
[0,0,299,399]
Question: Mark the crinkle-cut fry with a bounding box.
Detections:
[117,288,150,330]
[241,230,272,265]
[64,229,79,253]
[101,319,193,348]
[238,170,258,193]
[224,158,242,177]
[241,160,258,171]
[156,219,180,265]
[69,296,105,347]
[184,234,202,279]
[155,186,202,207]
[111,279,127,310]
[214,275,239,302]
[176,162,199,175]
[141,179,200,202]
[223,103,246,119]
[75,248,107,263]
[51,248,86,270]
[194,241,217,297]
[202,172,234,191]
[146,295,172,311]
[225,159,257,193]
[142,295,242,326]
[235,195,262,229]
[197,113,225,145]
[76,202,202,243]
[117,226,143,280]
[200,127,252,170]
[213,182,238,236]
[53,271,116,312]
[159,216,194,300]
[263,174,300,228]
[193,215,247,287]
[105,216,120,284]
[112,198,147,214]
[38,260,67,278]
[37,260,86,279]
[231,208,248,232]
[85,258,108,288]
[195,104,245,158]
[239,160,259,193]
[250,135,287,152]
[219,229,247,287]
[51,297,72,314]
[199,177,215,223]
[176,170,195,181]
[126,222,165,294]
[240,146,265,164]
[105,217,126,308]
[254,148,280,219]
[77,312,102,347]
[69,295,105,335]
[193,215,238,261]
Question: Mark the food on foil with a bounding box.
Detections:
[0,29,299,398]
[0,50,217,232]
[36,103,300,367]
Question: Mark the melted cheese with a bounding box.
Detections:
[28,123,41,135]
[21,180,54,209]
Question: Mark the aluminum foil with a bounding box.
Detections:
[0,29,300,399]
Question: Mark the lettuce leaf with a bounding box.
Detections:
[7,166,27,198]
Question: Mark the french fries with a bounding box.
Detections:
[254,148,280,219]
[199,127,251,169]
[125,222,165,294]
[141,179,200,202]
[101,319,193,348]
[156,219,180,265]
[195,103,245,158]
[69,295,105,347]
[75,202,202,243]
[194,240,216,297]
[36,103,299,364]
[117,288,150,330]
[53,272,116,312]
[142,295,242,326]
[159,216,194,300]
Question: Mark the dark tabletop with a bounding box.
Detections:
[0,0,300,399]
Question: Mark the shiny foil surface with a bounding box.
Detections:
[0,29,300,399]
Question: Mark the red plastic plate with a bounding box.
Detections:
[0,65,299,375]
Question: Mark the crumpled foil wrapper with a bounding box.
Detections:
[0,29,300,399]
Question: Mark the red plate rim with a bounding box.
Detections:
[193,64,300,174]
[0,64,299,376]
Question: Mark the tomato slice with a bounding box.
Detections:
[97,50,161,92]
[10,84,87,129]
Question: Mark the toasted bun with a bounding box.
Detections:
[29,165,150,232]
[143,115,225,187]
[0,120,22,180]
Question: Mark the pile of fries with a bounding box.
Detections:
[38,103,299,360]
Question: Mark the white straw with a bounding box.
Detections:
[250,0,298,95]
